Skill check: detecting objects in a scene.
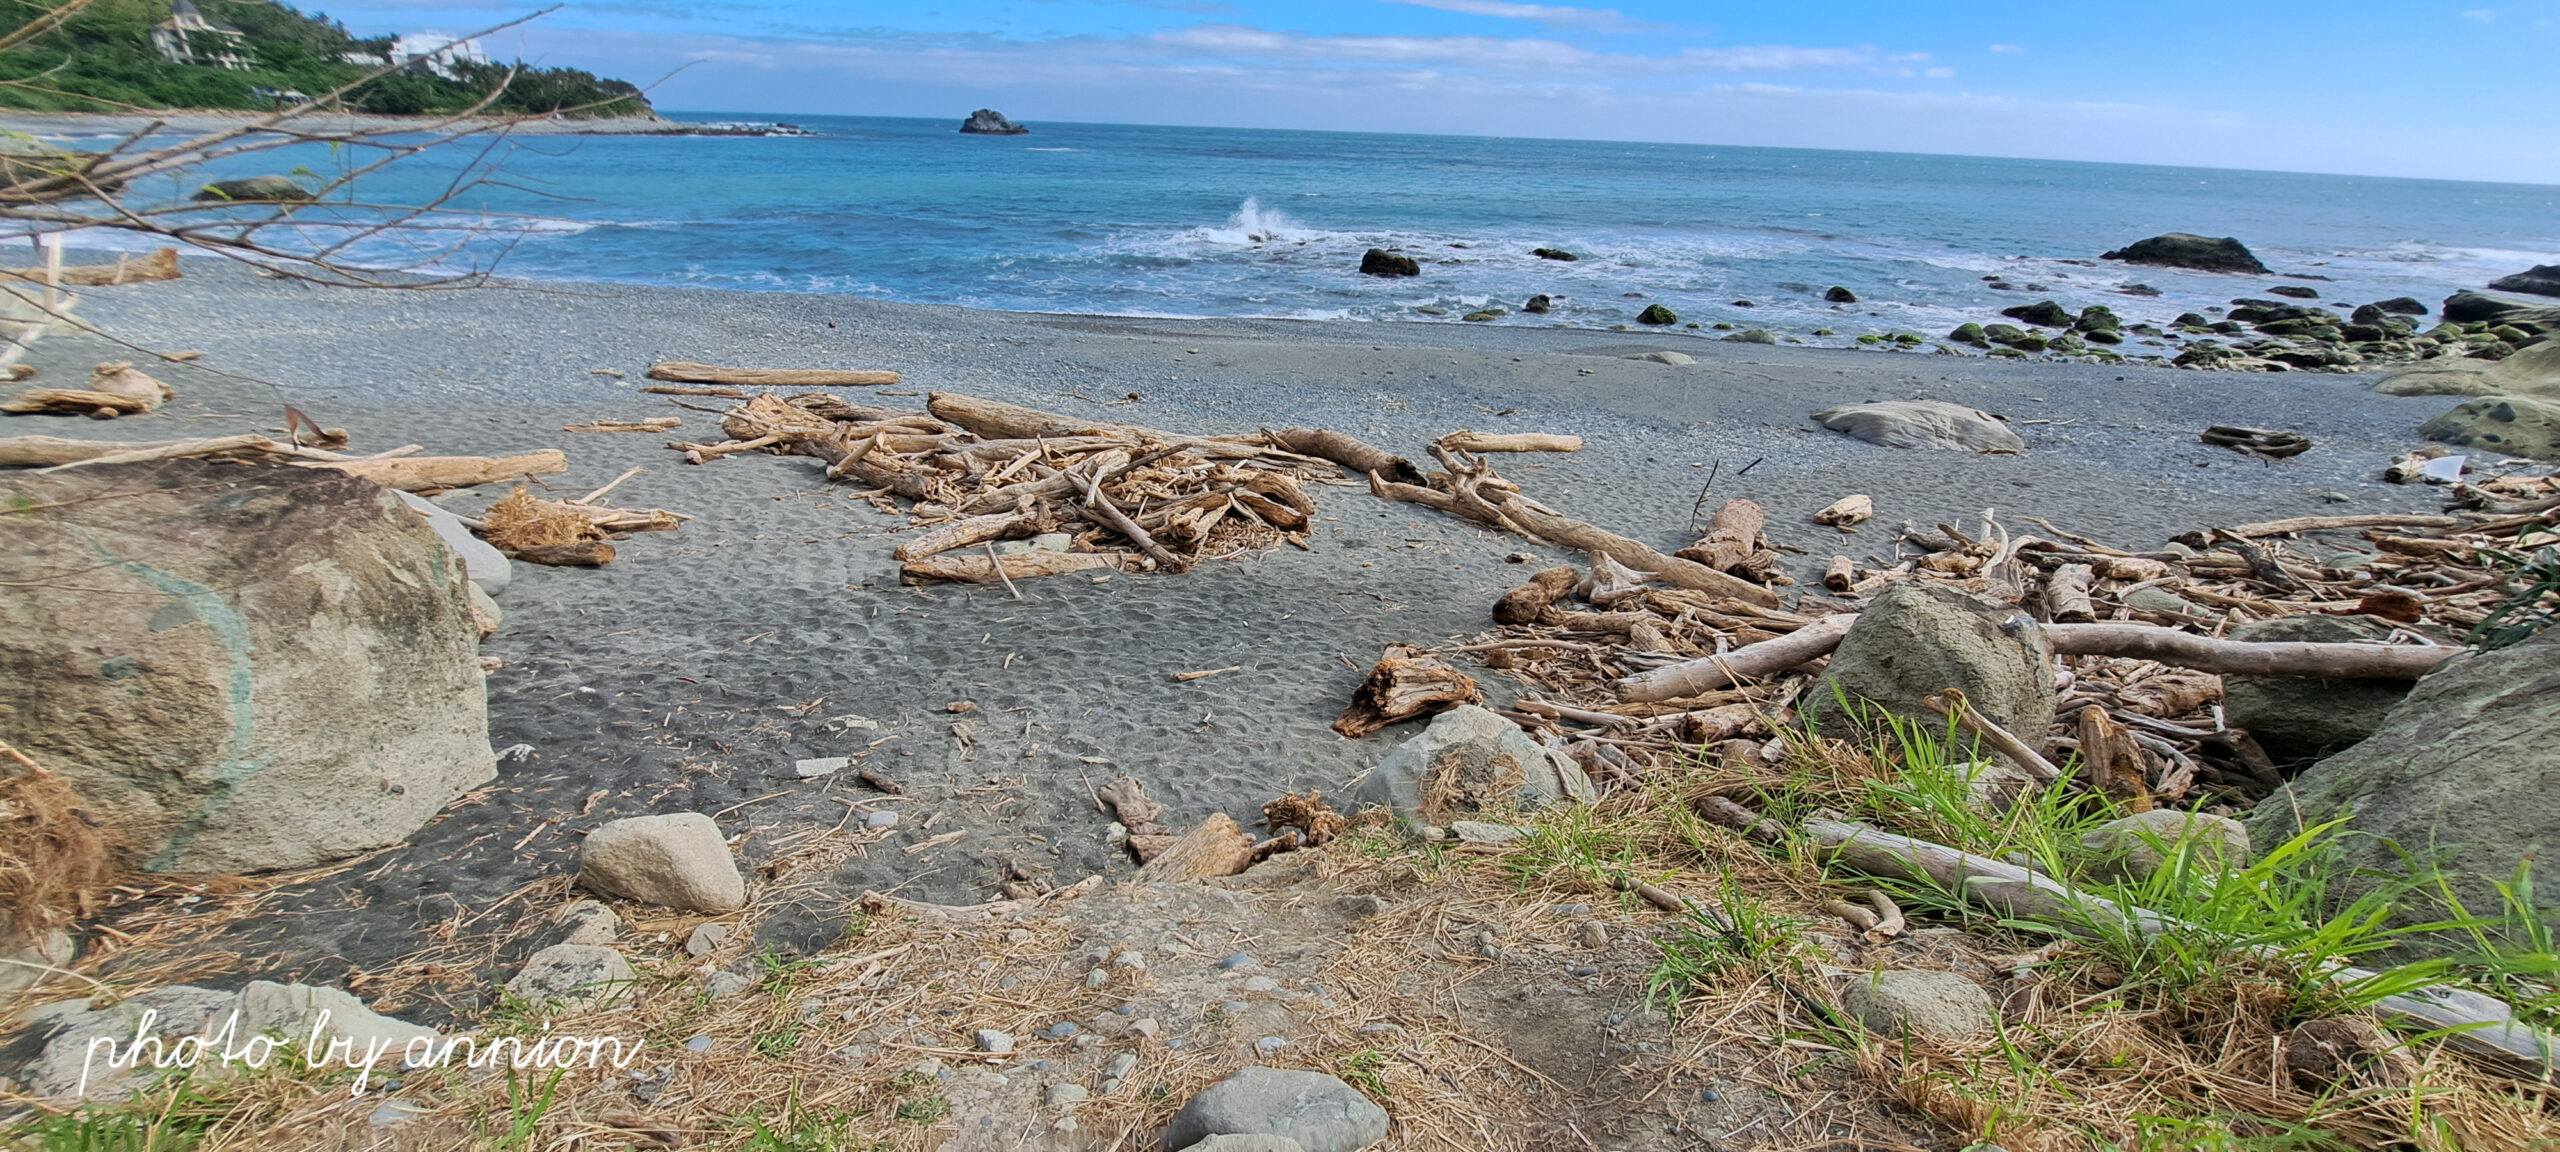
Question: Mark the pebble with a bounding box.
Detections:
[1005,928,1034,944]
[1113,1003,1137,1016]
[1700,1089,1721,1102]
[1222,1000,1249,1014]
[863,810,899,831]
[1241,976,1279,993]
[1254,1036,1286,1054]
[1113,950,1147,969]
[1106,1053,1138,1079]
[367,1099,429,1127]
[706,970,753,998]
[791,756,845,779]
[1356,1022,1405,1036]
[1556,903,1590,915]
[683,922,729,958]
[1130,1017,1160,1038]
[1070,1034,1097,1051]
[1044,1022,1080,1039]
[1046,1083,1089,1107]
[1569,966,1600,978]
[974,1029,1015,1055]
[683,1035,714,1053]
[1216,952,1262,971]
[1576,922,1609,949]
[1085,968,1108,988]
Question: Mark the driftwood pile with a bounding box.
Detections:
[667,390,1354,584]
[2,361,173,418]
[1427,466,2557,807]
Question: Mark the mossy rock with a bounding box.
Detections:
[1636,304,1679,326]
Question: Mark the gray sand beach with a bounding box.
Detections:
[23,258,2456,1015]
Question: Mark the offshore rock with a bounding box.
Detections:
[2487,264,2560,298]
[1358,249,1419,277]
[959,108,1028,135]
[2100,233,2269,274]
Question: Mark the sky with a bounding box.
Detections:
[315,0,2560,185]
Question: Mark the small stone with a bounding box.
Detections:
[864,810,900,831]
[1449,820,1528,844]
[1071,1034,1097,1051]
[684,1035,714,1052]
[578,813,745,912]
[368,1099,429,1127]
[1575,922,1609,949]
[1218,952,1263,971]
[791,756,845,779]
[1046,1083,1090,1107]
[1569,966,1600,978]
[1114,950,1146,969]
[975,1029,1015,1055]
[1223,1000,1250,1014]
[1107,1053,1139,1079]
[547,900,620,947]
[1130,1017,1160,1038]
[683,922,729,958]
[1085,968,1108,988]
[1044,1021,1080,1039]
[1254,1036,1287,1054]
[705,970,754,998]
[1005,928,1035,944]
[1241,976,1280,993]
[507,944,635,1007]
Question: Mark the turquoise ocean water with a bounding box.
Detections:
[83,112,2560,337]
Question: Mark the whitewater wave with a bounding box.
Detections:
[1176,197,1319,246]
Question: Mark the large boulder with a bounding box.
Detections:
[1351,704,1592,823]
[1808,582,2055,741]
[1999,300,2075,328]
[1358,249,1419,278]
[2374,339,2560,400]
[13,981,432,1101]
[1809,400,2026,453]
[2486,266,2560,299]
[2221,615,2412,767]
[2419,395,2560,460]
[578,812,746,911]
[2246,628,2560,951]
[2442,290,2550,326]
[958,108,1027,135]
[0,461,495,873]
[1838,970,1994,1043]
[2100,234,2269,274]
[2077,810,2254,883]
[1163,1067,1389,1152]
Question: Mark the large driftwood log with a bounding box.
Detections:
[2,388,154,416]
[1493,500,1783,608]
[1800,818,2560,1077]
[892,510,1045,562]
[900,550,1126,584]
[1676,498,1770,574]
[1,246,178,286]
[306,450,567,492]
[2222,514,2461,538]
[1437,430,1583,454]
[2041,623,2459,678]
[647,362,901,387]
[1335,643,1479,738]
[1494,566,1578,624]
[1623,618,2459,702]
[3,433,286,468]
[1265,427,1423,485]
[2044,563,2095,623]
[1132,813,1258,881]
[929,392,1140,441]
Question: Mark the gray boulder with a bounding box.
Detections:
[2488,265,2560,299]
[1163,1067,1389,1152]
[578,812,746,911]
[15,981,432,1101]
[1720,328,1774,344]
[959,108,1027,135]
[2247,628,2560,953]
[1810,400,2026,453]
[1352,704,1592,823]
[2420,395,2560,460]
[192,175,310,202]
[2443,290,2546,326]
[2078,810,2253,883]
[2375,340,2560,400]
[1808,582,2055,742]
[508,944,636,1006]
[393,490,510,595]
[1839,970,1994,1043]
[1186,1137,1309,1152]
[2100,233,2269,274]
[2221,615,2412,767]
[0,461,495,873]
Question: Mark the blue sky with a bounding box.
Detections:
[323,0,2557,184]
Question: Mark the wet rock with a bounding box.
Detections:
[578,812,746,912]
[1358,249,1419,277]
[1948,322,1989,346]
[1521,293,1552,313]
[0,461,495,873]
[1807,581,2055,741]
[1998,300,2074,328]
[959,108,1028,135]
[508,944,636,1006]
[1353,704,1593,823]
[2420,396,2560,460]
[2249,629,2560,956]
[1636,304,1678,326]
[2442,290,2542,325]
[1839,970,1994,1042]
[1809,400,2026,453]
[2221,615,2411,767]
[1720,328,1774,344]
[1825,285,1858,303]
[2073,305,2122,333]
[1164,1066,1390,1152]
[2100,233,2269,274]
[2372,296,2429,315]
[2078,810,2253,882]
[1531,247,1578,261]
[2265,284,2320,299]
[193,174,311,201]
[2488,265,2560,299]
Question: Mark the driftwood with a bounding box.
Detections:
[1132,813,1258,881]
[1926,688,2065,781]
[1335,643,1480,738]
[1494,566,1578,624]
[647,362,900,387]
[506,541,615,566]
[2074,704,2152,809]
[308,450,567,492]
[1799,816,2560,1078]
[1625,617,2460,703]
[891,509,1047,562]
[0,388,155,417]
[1822,555,1857,592]
[563,417,680,433]
[1676,498,1773,576]
[0,247,178,287]
[1813,494,1873,529]
[1265,427,1423,485]
[2221,514,2461,538]
[1436,430,1583,454]
[2044,563,2095,623]
[3,432,282,467]
[900,550,1126,585]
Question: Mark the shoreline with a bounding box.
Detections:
[0,109,765,138]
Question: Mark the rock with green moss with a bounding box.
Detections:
[1636,304,1678,326]
[1949,322,1989,346]
[1462,309,1502,322]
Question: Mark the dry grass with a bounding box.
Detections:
[0,743,121,933]
[476,485,608,552]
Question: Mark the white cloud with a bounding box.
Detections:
[1385,0,1632,31]
[1988,43,2024,53]
[2460,8,2496,19]
[1924,66,1955,78]
[1677,45,1872,71]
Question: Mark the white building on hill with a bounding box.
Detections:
[389,33,488,80]
[150,0,251,70]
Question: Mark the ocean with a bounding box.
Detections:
[108,113,2560,339]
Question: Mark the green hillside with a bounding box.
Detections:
[0,0,651,118]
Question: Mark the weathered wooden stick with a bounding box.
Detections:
[1265,427,1423,485]
[1437,430,1583,454]
[1926,688,2064,781]
[1822,555,1857,593]
[1617,613,1854,701]
[647,362,900,387]
[304,450,568,492]
[893,510,1038,562]
[1493,499,1782,608]
[1077,471,1188,573]
[1,388,154,415]
[563,417,680,433]
[2222,514,2462,538]
[1493,565,1578,624]
[2044,563,2095,623]
[639,384,745,398]
[2042,624,2459,679]
[900,550,1127,584]
[506,541,614,566]
[17,433,276,471]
